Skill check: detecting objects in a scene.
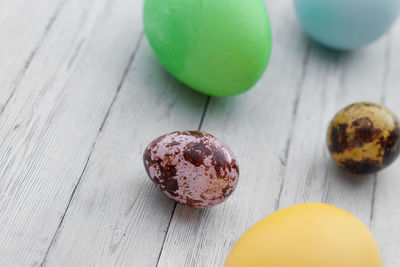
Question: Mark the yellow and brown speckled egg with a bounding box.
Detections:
[327,102,400,174]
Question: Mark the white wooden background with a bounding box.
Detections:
[0,0,399,266]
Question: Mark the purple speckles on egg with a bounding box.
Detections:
[143,131,239,208]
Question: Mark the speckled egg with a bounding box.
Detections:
[327,102,400,174]
[143,131,239,208]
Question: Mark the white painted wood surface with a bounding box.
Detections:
[0,0,399,266]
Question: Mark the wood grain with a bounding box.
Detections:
[157,2,400,267]
[371,19,400,267]
[157,1,314,266]
[0,0,147,265]
[0,0,400,266]
[0,0,64,108]
[277,30,390,221]
[43,38,209,266]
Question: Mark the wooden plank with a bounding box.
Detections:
[1,0,399,266]
[0,0,146,265]
[0,0,64,105]
[42,41,209,266]
[371,19,400,267]
[277,37,389,223]
[270,8,396,267]
[156,1,315,266]
[156,2,398,267]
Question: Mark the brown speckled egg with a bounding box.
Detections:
[327,102,400,174]
[143,131,239,208]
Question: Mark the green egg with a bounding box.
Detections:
[143,0,272,97]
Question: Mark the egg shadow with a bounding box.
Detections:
[140,35,275,129]
[173,204,216,225]
[139,171,217,226]
[297,29,357,64]
[141,176,178,212]
[148,188,218,228]
[322,155,375,186]
[138,39,210,127]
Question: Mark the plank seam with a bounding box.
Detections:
[369,174,378,222]
[39,31,145,267]
[0,0,67,116]
[154,202,177,267]
[197,96,211,131]
[66,38,86,71]
[274,41,313,210]
[371,34,393,223]
[379,34,392,105]
[155,95,211,267]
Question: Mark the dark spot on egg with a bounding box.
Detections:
[212,149,230,178]
[183,141,212,167]
[166,141,180,147]
[143,147,155,178]
[381,127,400,166]
[351,117,381,146]
[157,164,179,196]
[185,197,204,208]
[362,103,375,107]
[329,123,348,153]
[186,131,205,137]
[231,159,239,175]
[339,159,381,175]
[222,184,234,198]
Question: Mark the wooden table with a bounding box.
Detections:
[1,0,399,266]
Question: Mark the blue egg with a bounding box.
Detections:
[294,0,400,50]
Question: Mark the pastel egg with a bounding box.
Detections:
[294,0,400,50]
[225,203,382,267]
[143,131,239,208]
[327,102,400,174]
[143,0,272,97]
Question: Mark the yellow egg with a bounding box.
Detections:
[225,203,382,267]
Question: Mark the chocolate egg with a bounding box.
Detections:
[327,102,400,174]
[143,131,239,208]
